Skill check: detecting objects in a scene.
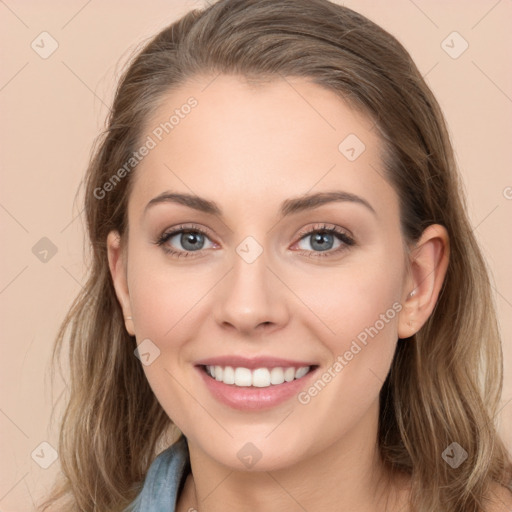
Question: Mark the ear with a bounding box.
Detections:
[398,224,450,339]
[107,230,135,336]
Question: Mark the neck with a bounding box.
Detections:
[177,401,409,512]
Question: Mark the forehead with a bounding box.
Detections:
[129,74,398,223]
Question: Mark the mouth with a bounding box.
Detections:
[200,364,317,388]
[195,361,319,411]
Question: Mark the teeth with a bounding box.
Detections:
[234,367,252,386]
[284,367,295,382]
[252,368,270,387]
[295,366,309,379]
[223,366,235,384]
[205,365,311,387]
[270,367,285,385]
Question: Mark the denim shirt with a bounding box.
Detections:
[123,435,191,512]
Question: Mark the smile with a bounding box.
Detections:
[203,365,313,388]
[196,361,319,411]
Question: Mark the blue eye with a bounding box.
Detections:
[294,223,355,258]
[298,231,342,252]
[154,223,355,259]
[155,224,215,258]
[169,231,206,251]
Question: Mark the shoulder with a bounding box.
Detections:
[484,483,512,512]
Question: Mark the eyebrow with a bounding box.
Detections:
[143,190,376,218]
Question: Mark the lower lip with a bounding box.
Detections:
[196,366,318,411]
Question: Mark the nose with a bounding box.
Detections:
[213,250,290,337]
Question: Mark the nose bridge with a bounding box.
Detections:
[213,240,288,334]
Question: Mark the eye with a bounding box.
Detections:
[153,222,355,259]
[154,224,217,258]
[293,223,355,258]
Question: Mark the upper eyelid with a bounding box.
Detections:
[296,222,353,238]
[161,224,216,242]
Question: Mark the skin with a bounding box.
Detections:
[107,74,450,511]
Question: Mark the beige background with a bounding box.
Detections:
[1,0,511,510]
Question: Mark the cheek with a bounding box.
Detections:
[127,248,213,343]
[292,296,400,446]
[294,246,403,347]
[125,253,211,429]
[293,246,403,403]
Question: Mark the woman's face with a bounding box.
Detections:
[109,74,413,471]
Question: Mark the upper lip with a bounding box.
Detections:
[195,355,317,370]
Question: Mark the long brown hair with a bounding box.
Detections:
[39,0,512,510]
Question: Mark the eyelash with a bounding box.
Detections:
[153,223,355,259]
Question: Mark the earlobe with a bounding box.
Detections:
[106,230,135,336]
[398,224,450,339]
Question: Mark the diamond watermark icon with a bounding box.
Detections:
[338,134,366,161]
[441,31,468,59]
[236,236,263,264]
[31,31,59,59]
[32,237,58,263]
[442,442,468,468]
[134,338,161,366]
[31,441,58,469]
[237,442,262,468]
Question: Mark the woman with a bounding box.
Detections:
[39,0,512,510]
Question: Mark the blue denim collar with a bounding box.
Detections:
[124,434,190,512]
